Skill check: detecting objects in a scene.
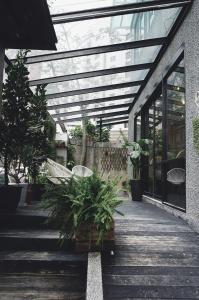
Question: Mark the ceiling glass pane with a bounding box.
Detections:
[5,6,180,59]
[55,106,128,120]
[47,86,137,106]
[50,98,131,116]
[43,69,147,94]
[48,0,156,15]
[27,46,160,81]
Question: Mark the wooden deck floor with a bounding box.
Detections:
[102,198,199,299]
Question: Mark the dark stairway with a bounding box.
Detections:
[0,206,87,300]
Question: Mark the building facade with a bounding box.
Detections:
[128,0,199,232]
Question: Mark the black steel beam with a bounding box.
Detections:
[46,80,142,100]
[47,93,136,110]
[97,120,128,127]
[55,110,129,123]
[97,116,129,124]
[51,103,130,118]
[128,4,192,113]
[51,0,191,24]
[19,38,166,64]
[29,63,152,86]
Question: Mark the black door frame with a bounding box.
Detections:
[138,51,186,212]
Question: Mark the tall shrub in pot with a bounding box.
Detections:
[0,50,32,210]
[0,50,55,209]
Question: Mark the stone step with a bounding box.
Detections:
[0,229,73,251]
[103,285,199,299]
[0,274,86,300]
[0,250,87,273]
[0,291,85,300]
[0,208,49,229]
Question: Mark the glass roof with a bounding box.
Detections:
[4,0,190,129]
[44,69,146,95]
[28,46,160,81]
[48,0,156,15]
[47,86,137,107]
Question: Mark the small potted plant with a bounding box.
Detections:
[41,171,123,252]
[122,136,150,201]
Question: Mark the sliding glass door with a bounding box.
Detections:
[142,94,163,199]
[163,58,186,210]
[139,56,186,211]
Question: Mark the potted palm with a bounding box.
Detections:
[41,172,123,252]
[123,138,150,201]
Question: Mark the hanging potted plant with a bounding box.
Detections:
[41,171,123,252]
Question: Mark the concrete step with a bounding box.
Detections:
[0,229,73,251]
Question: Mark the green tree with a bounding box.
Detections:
[0,50,56,184]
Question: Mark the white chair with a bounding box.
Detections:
[72,165,93,178]
[46,158,73,184]
[167,168,186,185]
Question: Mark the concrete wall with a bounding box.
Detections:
[128,0,199,232]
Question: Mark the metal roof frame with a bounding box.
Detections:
[55,110,129,123]
[51,0,191,24]
[48,93,136,110]
[29,63,152,86]
[4,0,192,128]
[97,116,129,124]
[46,80,142,100]
[97,120,128,127]
[51,102,130,118]
[16,37,166,64]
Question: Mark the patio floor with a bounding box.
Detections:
[102,198,199,299]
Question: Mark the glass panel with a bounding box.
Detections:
[164,58,186,210]
[28,46,160,81]
[50,99,131,115]
[135,114,141,141]
[48,0,156,15]
[154,96,163,197]
[142,92,163,198]
[44,69,147,94]
[6,6,180,59]
[56,106,128,120]
[47,86,137,107]
[148,103,154,195]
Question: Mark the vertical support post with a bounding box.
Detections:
[162,76,168,203]
[99,118,102,142]
[0,48,5,119]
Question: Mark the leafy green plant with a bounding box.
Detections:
[66,144,75,170]
[41,172,123,245]
[193,117,199,155]
[121,130,150,180]
[70,125,83,141]
[69,120,110,143]
[0,50,56,184]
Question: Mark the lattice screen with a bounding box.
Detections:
[100,147,128,173]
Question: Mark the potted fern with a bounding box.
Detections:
[41,172,123,252]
